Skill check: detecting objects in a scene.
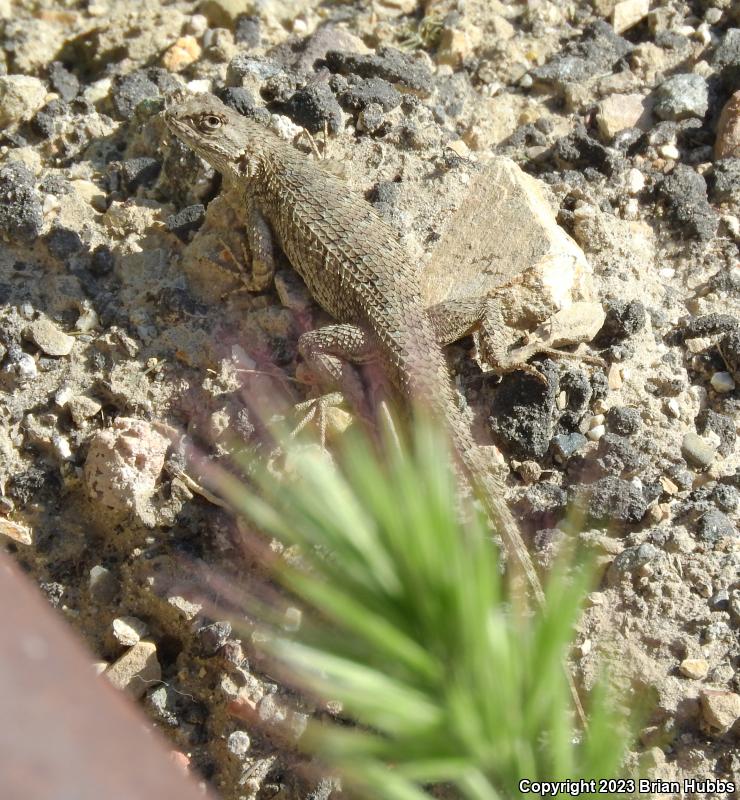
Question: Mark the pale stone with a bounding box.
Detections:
[715,90,740,159]
[711,371,736,393]
[0,75,47,126]
[84,417,171,526]
[25,318,75,356]
[68,395,102,426]
[700,690,740,733]
[612,0,649,33]
[112,616,149,646]
[0,518,32,545]
[679,658,709,679]
[162,35,202,72]
[105,640,161,699]
[424,157,594,344]
[596,93,652,140]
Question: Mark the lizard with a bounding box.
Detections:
[163,92,548,605]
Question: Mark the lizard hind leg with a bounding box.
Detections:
[293,323,377,446]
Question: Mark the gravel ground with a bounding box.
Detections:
[0,0,738,798]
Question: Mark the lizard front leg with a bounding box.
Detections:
[241,199,276,292]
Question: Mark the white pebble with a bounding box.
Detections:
[187,14,208,35]
[587,424,605,441]
[659,267,675,279]
[659,143,680,160]
[625,167,645,194]
[665,398,681,418]
[710,371,736,393]
[186,79,211,94]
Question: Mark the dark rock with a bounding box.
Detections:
[147,685,180,727]
[121,157,161,192]
[531,20,632,90]
[0,162,43,245]
[282,82,343,134]
[38,173,72,196]
[521,482,568,523]
[48,61,79,102]
[712,28,740,89]
[551,432,588,462]
[216,86,267,121]
[590,370,609,400]
[696,409,736,455]
[713,483,739,514]
[695,508,736,542]
[198,620,232,655]
[606,406,641,436]
[45,226,84,259]
[582,475,648,525]
[657,165,719,240]
[338,77,401,112]
[654,31,690,51]
[110,70,161,119]
[709,158,740,204]
[490,366,557,459]
[594,299,646,345]
[165,204,205,241]
[31,99,69,138]
[323,46,433,96]
[560,369,592,413]
[607,543,659,584]
[678,312,738,340]
[596,433,645,476]
[719,327,740,380]
[226,54,283,85]
[90,244,116,276]
[234,14,261,48]
[552,125,619,176]
[653,74,709,121]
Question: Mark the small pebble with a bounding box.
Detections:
[654,73,708,121]
[679,658,709,679]
[658,143,680,160]
[700,690,740,733]
[681,432,716,469]
[105,640,161,698]
[112,616,150,646]
[665,398,681,418]
[710,371,735,393]
[0,75,48,126]
[0,518,33,545]
[227,730,251,757]
[586,424,606,441]
[25,318,74,357]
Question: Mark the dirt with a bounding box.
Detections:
[0,0,738,798]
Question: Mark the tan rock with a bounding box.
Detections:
[424,157,594,325]
[612,0,649,33]
[715,90,740,160]
[84,417,171,526]
[0,518,33,545]
[679,658,709,680]
[105,640,161,699]
[0,75,47,126]
[25,318,75,356]
[596,93,652,140]
[162,35,202,72]
[700,689,740,733]
[67,395,102,426]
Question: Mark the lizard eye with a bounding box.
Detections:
[198,114,224,133]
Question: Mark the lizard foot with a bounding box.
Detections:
[266,392,346,475]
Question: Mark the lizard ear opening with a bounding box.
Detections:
[238,153,260,178]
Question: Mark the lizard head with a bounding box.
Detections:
[163,93,258,175]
